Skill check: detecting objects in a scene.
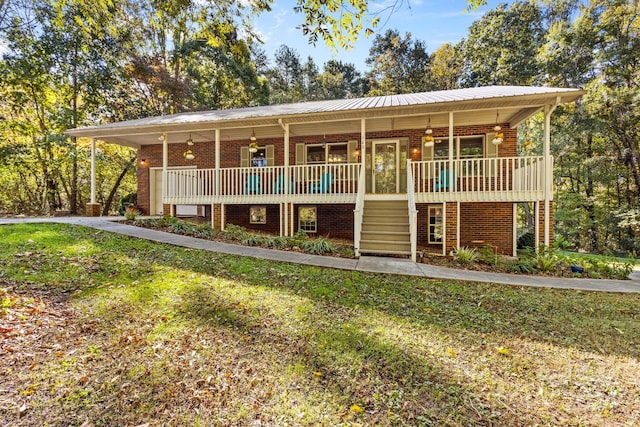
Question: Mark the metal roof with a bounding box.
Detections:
[66,86,585,148]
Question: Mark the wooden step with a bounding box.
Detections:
[361,230,410,242]
[361,222,410,233]
[359,239,411,252]
[362,214,408,224]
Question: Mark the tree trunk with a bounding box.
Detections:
[102,155,137,216]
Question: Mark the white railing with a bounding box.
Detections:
[165,168,216,203]
[164,163,361,204]
[406,159,418,262]
[353,163,367,257]
[411,156,547,202]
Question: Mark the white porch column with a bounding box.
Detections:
[90,138,96,204]
[360,118,366,166]
[448,111,454,193]
[543,103,557,248]
[283,122,290,236]
[215,128,221,196]
[213,129,221,229]
[161,133,169,216]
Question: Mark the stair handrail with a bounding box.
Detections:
[407,159,418,262]
[353,163,367,257]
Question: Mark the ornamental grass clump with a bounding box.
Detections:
[124,206,140,221]
[454,246,478,265]
[301,237,335,255]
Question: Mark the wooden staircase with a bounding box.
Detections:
[359,199,411,256]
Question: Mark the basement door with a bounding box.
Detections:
[372,140,400,193]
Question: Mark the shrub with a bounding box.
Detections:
[265,236,286,249]
[454,247,478,265]
[287,229,310,247]
[241,233,263,246]
[118,193,137,215]
[124,206,140,221]
[517,231,534,249]
[168,219,196,235]
[535,249,560,272]
[194,223,215,239]
[224,224,245,241]
[301,237,335,255]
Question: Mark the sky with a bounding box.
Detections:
[253,0,510,72]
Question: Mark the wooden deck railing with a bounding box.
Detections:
[163,156,549,205]
[411,156,548,202]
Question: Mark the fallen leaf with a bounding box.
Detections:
[447,347,457,358]
[350,404,364,413]
[496,346,510,355]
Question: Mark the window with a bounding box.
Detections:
[432,136,484,160]
[459,136,483,159]
[298,206,317,233]
[252,147,267,167]
[250,206,266,224]
[306,143,347,164]
[428,206,443,244]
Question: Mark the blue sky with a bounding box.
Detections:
[253,0,510,72]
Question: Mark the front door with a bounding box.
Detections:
[372,140,399,193]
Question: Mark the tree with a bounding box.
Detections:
[365,29,432,95]
[267,45,304,103]
[460,1,545,86]
[429,43,463,90]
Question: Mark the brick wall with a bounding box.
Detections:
[225,204,281,234]
[460,202,514,255]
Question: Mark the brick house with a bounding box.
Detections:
[68,86,584,261]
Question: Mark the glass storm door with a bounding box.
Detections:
[372,141,399,193]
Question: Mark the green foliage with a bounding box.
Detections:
[223,224,246,241]
[123,206,140,221]
[517,232,535,250]
[534,248,560,272]
[301,237,335,254]
[194,223,215,239]
[265,236,286,249]
[288,229,310,247]
[454,246,479,265]
[241,233,263,246]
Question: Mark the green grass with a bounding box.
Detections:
[1,223,639,426]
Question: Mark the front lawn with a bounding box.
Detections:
[1,223,639,426]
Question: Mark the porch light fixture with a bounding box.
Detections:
[139,158,149,167]
[423,116,435,147]
[186,133,194,146]
[183,149,195,161]
[492,112,504,145]
[249,130,259,153]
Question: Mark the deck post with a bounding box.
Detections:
[448,112,454,194]
[543,102,558,248]
[161,133,168,215]
[283,121,290,236]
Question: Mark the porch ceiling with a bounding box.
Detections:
[66,86,585,148]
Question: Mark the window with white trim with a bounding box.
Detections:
[250,206,266,224]
[428,205,443,244]
[298,206,317,233]
[306,143,348,164]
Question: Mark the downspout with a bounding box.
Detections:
[90,138,96,204]
[543,99,559,248]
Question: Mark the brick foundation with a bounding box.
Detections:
[85,203,101,217]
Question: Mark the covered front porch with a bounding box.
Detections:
[163,155,548,206]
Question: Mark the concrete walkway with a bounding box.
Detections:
[2,216,640,293]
